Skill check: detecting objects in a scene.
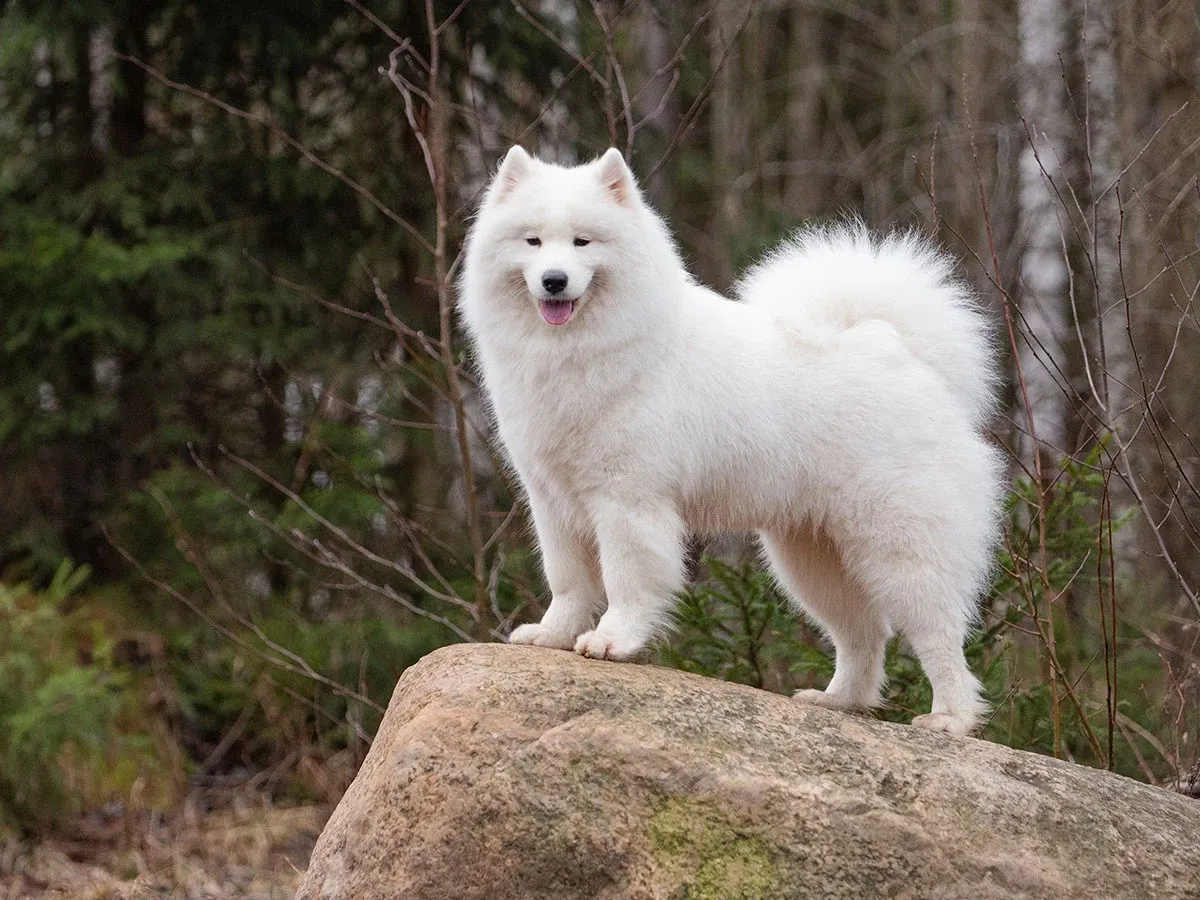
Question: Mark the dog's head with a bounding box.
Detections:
[468,146,644,327]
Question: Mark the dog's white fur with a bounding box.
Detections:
[459,146,1004,736]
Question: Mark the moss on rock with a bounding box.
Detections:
[648,797,781,899]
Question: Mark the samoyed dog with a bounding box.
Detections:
[459,146,1004,735]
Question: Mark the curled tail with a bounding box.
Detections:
[736,222,999,428]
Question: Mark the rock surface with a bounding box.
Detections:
[296,644,1200,900]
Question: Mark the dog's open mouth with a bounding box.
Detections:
[539,298,576,326]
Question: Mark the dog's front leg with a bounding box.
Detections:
[575,499,685,661]
[509,488,606,650]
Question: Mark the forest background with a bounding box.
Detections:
[1,0,1198,862]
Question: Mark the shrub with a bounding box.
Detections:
[170,611,453,790]
[0,561,181,833]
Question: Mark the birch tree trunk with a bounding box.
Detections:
[1016,0,1072,469]
[1083,0,1129,429]
[1080,0,1145,586]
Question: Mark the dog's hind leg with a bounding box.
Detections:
[904,625,986,736]
[884,594,986,736]
[842,535,988,736]
[761,527,889,711]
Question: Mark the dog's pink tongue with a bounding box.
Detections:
[539,299,573,326]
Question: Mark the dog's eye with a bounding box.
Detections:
[573,237,591,247]
[526,237,541,247]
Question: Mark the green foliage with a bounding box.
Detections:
[0,0,428,580]
[171,613,452,777]
[994,443,1132,607]
[660,558,829,692]
[984,446,1157,777]
[0,558,455,831]
[0,561,169,833]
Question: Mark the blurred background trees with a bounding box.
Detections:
[1,0,1198,838]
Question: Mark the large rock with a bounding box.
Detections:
[296,644,1200,899]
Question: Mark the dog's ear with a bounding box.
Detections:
[598,148,637,207]
[491,146,534,201]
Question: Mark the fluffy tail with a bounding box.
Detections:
[737,223,998,428]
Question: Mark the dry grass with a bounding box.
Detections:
[0,794,328,900]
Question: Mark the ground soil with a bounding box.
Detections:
[0,794,327,900]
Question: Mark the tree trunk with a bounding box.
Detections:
[706,0,747,289]
[1083,0,1128,429]
[113,1,149,156]
[783,1,823,219]
[89,25,114,154]
[635,2,675,204]
[1015,0,1072,470]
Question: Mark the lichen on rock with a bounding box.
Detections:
[648,797,781,900]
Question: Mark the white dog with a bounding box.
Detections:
[459,146,1004,735]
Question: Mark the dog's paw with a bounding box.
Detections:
[793,688,859,711]
[911,712,975,737]
[508,623,577,650]
[574,629,645,661]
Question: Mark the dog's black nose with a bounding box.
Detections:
[542,270,568,295]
